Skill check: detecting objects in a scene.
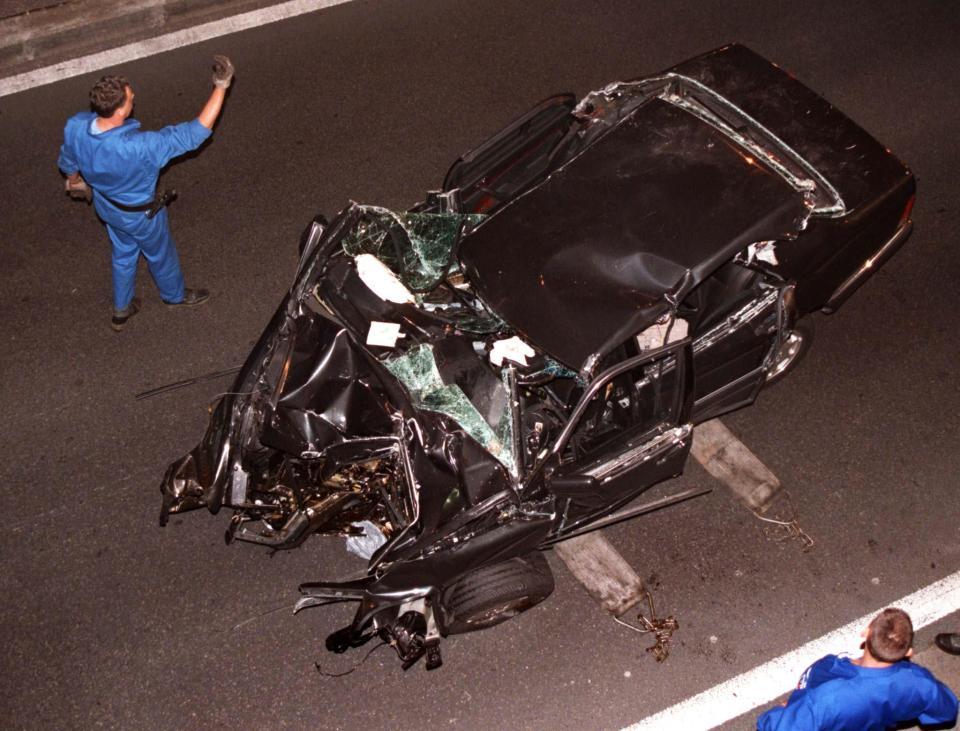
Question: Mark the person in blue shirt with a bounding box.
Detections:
[758,608,957,730]
[58,55,234,330]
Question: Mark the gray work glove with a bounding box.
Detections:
[212,54,235,89]
[65,176,91,202]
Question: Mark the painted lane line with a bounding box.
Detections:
[623,569,960,731]
[0,0,356,98]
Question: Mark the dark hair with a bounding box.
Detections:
[866,608,913,663]
[89,75,130,117]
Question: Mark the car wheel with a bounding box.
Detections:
[439,553,555,635]
[765,321,814,386]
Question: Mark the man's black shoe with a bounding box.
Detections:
[111,297,141,331]
[935,633,960,655]
[163,288,209,307]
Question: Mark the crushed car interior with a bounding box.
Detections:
[159,44,914,670]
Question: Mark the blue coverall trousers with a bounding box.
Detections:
[102,206,184,311]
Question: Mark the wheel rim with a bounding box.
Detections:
[766,331,804,381]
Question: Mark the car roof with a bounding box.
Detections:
[458,96,808,370]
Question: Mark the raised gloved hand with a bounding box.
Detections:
[212,54,235,89]
[65,176,91,202]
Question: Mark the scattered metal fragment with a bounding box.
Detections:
[230,600,300,631]
[615,589,680,662]
[135,365,241,400]
[752,491,815,551]
[315,640,388,678]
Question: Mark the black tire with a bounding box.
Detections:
[765,320,814,386]
[439,553,555,635]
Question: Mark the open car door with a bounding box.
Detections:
[543,338,694,539]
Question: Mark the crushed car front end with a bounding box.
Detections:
[160,202,561,667]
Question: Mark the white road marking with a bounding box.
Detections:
[0,0,355,98]
[624,569,960,731]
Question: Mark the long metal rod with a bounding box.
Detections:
[543,486,712,546]
[135,366,242,401]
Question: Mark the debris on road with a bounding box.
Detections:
[615,589,680,662]
[752,490,815,552]
[553,525,683,663]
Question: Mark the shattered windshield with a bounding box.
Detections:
[342,206,485,292]
[384,344,517,476]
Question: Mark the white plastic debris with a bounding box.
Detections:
[345,520,387,560]
[746,240,779,266]
[366,321,404,348]
[635,317,689,351]
[355,253,415,304]
[489,335,536,367]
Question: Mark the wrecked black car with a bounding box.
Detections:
[160,45,914,669]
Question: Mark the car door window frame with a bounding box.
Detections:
[551,336,694,465]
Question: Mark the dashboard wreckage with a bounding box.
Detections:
[160,45,914,670]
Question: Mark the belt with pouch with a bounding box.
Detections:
[103,189,177,219]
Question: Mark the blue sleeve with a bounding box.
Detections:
[802,655,841,690]
[917,678,959,725]
[137,118,212,168]
[757,693,819,730]
[57,121,79,175]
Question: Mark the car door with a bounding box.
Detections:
[688,281,791,423]
[543,340,694,538]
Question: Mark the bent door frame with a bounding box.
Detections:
[541,338,695,539]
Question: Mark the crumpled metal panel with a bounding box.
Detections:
[384,343,517,476]
[262,315,395,456]
[341,206,485,292]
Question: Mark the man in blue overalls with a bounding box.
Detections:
[58,55,234,330]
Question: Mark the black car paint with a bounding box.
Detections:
[159,44,914,668]
[459,96,808,371]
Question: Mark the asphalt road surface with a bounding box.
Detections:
[2,1,959,728]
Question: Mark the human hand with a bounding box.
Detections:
[65,176,91,202]
[212,55,235,89]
